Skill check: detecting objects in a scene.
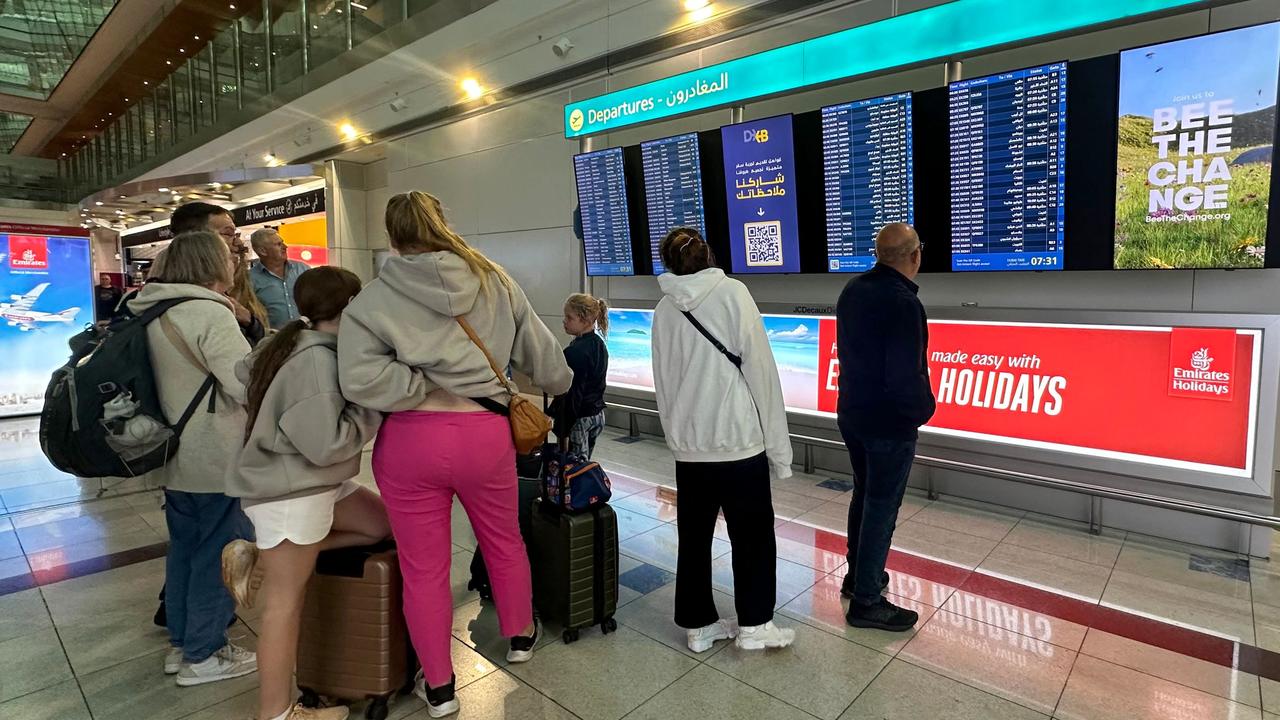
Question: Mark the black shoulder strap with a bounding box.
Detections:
[681,311,742,370]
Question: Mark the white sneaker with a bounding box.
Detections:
[413,670,459,718]
[687,619,738,653]
[175,642,258,686]
[735,621,795,650]
[163,646,183,674]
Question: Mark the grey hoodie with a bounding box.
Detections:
[128,283,250,494]
[227,330,381,506]
[338,251,572,411]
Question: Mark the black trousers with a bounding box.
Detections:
[674,452,777,629]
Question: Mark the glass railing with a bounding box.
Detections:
[61,0,458,200]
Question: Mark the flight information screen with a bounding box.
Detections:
[640,133,706,275]
[821,92,914,272]
[950,62,1067,271]
[573,147,635,276]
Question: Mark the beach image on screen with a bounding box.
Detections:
[1115,23,1280,269]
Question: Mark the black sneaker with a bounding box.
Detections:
[414,672,459,718]
[507,619,541,663]
[846,598,919,632]
[467,578,493,602]
[840,571,890,599]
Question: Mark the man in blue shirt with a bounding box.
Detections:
[248,228,310,329]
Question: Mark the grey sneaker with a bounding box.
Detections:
[175,642,257,686]
[163,646,183,675]
[414,671,459,718]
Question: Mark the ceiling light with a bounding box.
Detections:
[339,122,358,140]
[194,35,200,40]
[60,152,66,157]
[352,1,368,9]
[166,60,172,65]
[263,153,277,164]
[230,3,236,8]
[115,210,124,215]
[179,48,185,53]
[143,80,149,85]
[461,77,483,99]
[157,187,169,192]
[683,0,709,9]
[690,4,714,21]
[95,201,103,206]
[124,97,129,102]
[119,195,127,199]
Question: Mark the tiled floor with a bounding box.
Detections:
[0,421,1276,719]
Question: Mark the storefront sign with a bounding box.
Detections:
[232,188,325,226]
[564,0,1206,137]
[606,309,1259,476]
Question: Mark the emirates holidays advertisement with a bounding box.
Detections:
[607,309,1261,477]
[0,225,93,418]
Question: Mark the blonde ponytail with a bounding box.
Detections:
[565,293,609,336]
[385,191,512,289]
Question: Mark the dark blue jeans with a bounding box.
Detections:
[839,422,917,606]
[164,490,248,663]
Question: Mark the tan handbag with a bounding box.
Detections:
[456,316,551,454]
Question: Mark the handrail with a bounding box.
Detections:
[605,401,1280,533]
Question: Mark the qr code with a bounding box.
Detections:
[744,221,783,267]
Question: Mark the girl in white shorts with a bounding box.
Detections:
[222,266,389,720]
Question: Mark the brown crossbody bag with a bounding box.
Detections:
[455,316,551,454]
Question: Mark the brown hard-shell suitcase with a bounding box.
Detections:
[296,545,417,720]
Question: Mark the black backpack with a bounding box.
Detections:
[40,298,216,479]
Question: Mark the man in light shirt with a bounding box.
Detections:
[248,227,310,329]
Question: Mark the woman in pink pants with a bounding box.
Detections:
[338,191,572,718]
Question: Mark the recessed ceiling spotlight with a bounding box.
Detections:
[119,195,127,199]
[143,80,149,85]
[95,201,103,206]
[194,35,200,40]
[179,48,185,54]
[124,97,129,102]
[461,77,483,99]
[166,60,172,65]
[157,187,169,192]
[60,152,66,157]
[339,123,358,140]
[230,3,236,8]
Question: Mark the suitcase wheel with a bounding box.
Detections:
[365,696,390,720]
[562,628,580,644]
[601,617,617,634]
[298,689,320,709]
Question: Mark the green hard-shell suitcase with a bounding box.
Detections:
[528,500,620,644]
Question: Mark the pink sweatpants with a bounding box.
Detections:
[373,411,533,687]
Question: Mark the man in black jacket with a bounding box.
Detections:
[836,222,936,632]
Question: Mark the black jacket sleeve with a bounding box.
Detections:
[241,315,265,346]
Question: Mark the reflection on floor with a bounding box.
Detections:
[0,421,1277,719]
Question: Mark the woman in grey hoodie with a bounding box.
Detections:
[222,266,390,720]
[338,191,572,719]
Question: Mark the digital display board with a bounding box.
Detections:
[640,133,707,275]
[0,226,93,417]
[1115,22,1280,269]
[822,92,914,272]
[721,115,802,274]
[573,147,635,276]
[607,308,1260,477]
[950,62,1067,271]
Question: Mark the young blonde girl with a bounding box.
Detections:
[222,266,390,720]
[549,293,611,458]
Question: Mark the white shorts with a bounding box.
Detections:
[243,480,361,550]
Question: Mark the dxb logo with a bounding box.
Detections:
[742,128,769,144]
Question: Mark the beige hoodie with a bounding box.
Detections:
[227,330,381,506]
[338,251,572,411]
[127,283,250,494]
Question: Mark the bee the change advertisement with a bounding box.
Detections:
[1114,22,1280,269]
[607,309,1260,477]
[0,224,92,417]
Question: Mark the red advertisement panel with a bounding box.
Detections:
[925,322,1255,472]
[817,318,840,414]
[287,246,328,265]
